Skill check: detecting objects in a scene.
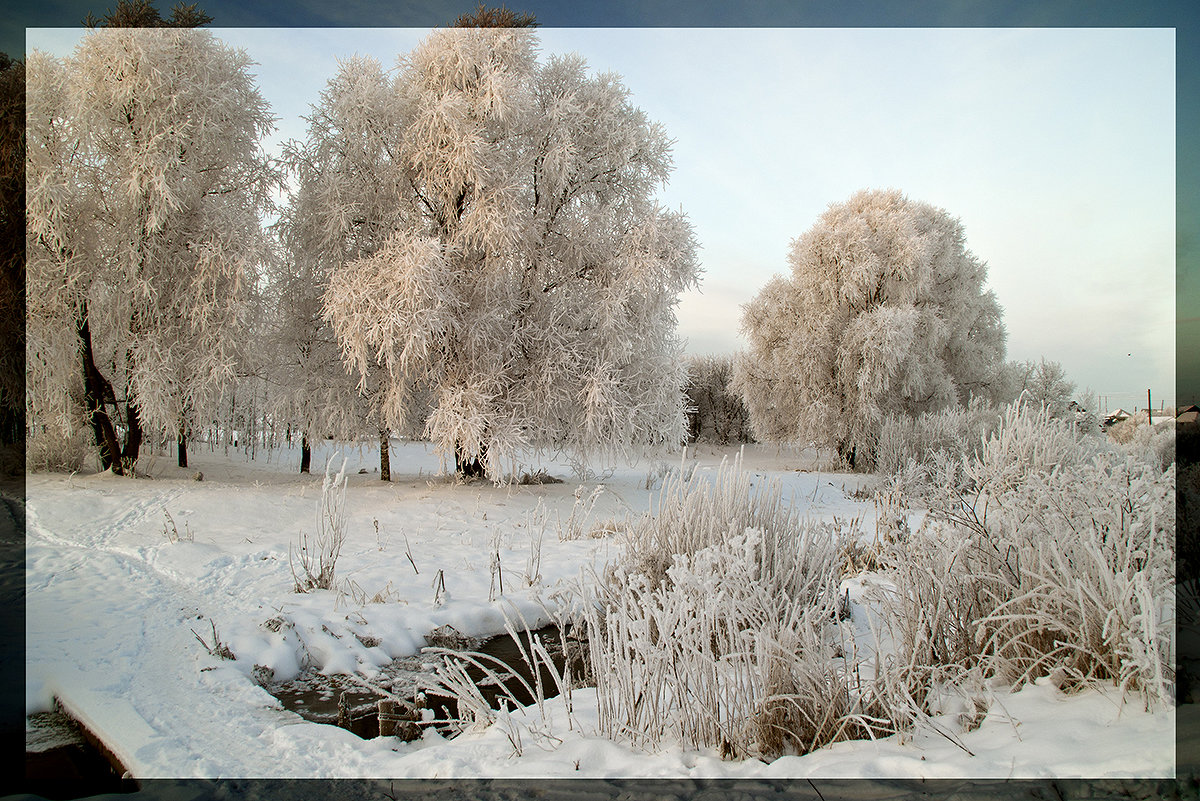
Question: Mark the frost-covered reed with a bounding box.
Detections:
[878,402,1175,711]
[579,458,893,760]
[289,457,349,592]
[875,399,1002,494]
[427,402,1176,764]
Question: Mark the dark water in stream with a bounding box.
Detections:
[268,624,588,740]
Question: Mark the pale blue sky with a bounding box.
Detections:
[28,26,1176,408]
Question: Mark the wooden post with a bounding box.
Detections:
[378,699,395,737]
[1148,389,1153,427]
[337,690,351,730]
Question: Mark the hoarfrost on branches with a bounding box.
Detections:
[734,188,1007,470]
[1010,357,1077,419]
[26,29,277,473]
[314,29,700,479]
[684,354,754,445]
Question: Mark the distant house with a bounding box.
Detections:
[1178,405,1200,424]
[1066,400,1100,433]
[1104,408,1132,427]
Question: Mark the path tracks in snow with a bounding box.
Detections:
[25,481,370,777]
[27,481,186,552]
[27,521,377,777]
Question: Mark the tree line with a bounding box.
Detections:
[24,10,1081,481]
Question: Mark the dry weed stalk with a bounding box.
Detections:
[290,457,348,592]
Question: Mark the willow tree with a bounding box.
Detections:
[317,28,699,479]
[275,55,410,479]
[26,29,276,474]
[734,188,1007,470]
[268,162,380,476]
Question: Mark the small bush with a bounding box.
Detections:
[26,425,88,473]
[1106,415,1141,445]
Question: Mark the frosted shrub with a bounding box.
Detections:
[26,425,88,473]
[876,400,1001,501]
[1117,419,1176,473]
[290,457,349,592]
[1106,415,1141,445]
[880,401,1176,710]
[581,460,896,760]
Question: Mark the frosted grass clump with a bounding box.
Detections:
[580,459,896,760]
[875,399,1002,500]
[619,454,829,591]
[878,401,1175,711]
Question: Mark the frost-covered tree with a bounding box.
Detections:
[277,55,415,479]
[684,354,753,445]
[734,189,1006,470]
[26,29,276,474]
[1011,357,1076,418]
[267,173,378,475]
[318,28,699,479]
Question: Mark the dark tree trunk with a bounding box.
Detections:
[454,440,487,479]
[300,435,311,474]
[177,431,187,468]
[837,440,857,471]
[379,430,391,481]
[77,309,122,474]
[0,405,19,450]
[121,399,142,474]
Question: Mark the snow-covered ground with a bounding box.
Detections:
[25,440,1175,779]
